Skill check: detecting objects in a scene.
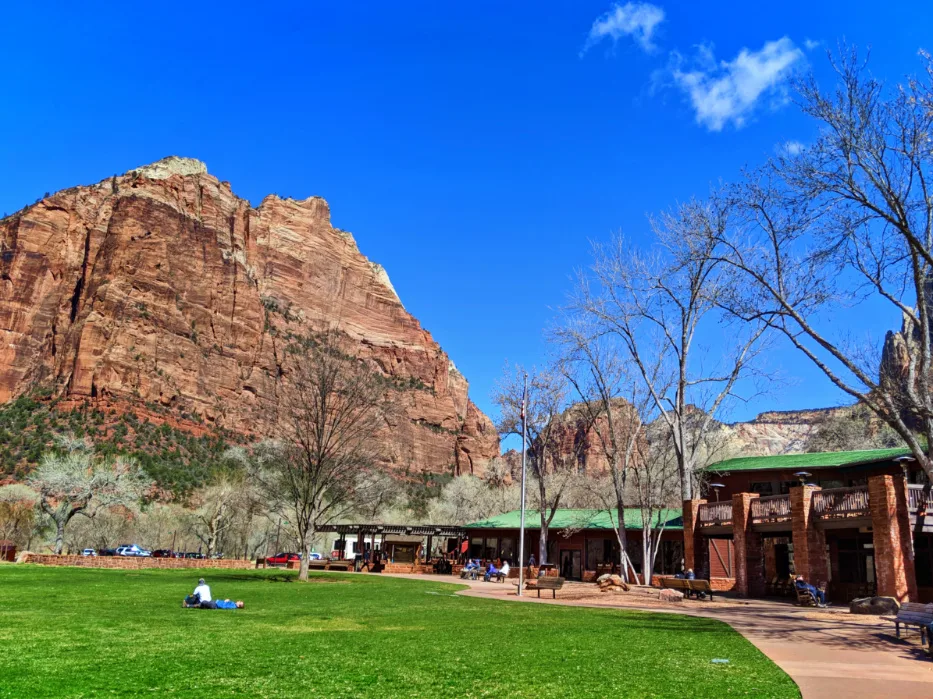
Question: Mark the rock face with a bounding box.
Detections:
[717,408,842,457]
[0,157,498,475]
[849,596,899,615]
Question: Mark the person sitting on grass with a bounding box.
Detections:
[192,577,215,609]
[794,575,827,607]
[484,561,499,582]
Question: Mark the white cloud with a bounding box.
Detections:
[803,38,822,51]
[583,2,665,54]
[671,37,805,131]
[777,140,805,155]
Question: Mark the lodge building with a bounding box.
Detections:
[684,447,933,603]
[463,508,684,581]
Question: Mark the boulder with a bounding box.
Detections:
[659,588,685,603]
[849,596,900,615]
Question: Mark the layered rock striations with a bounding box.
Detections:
[0,157,498,475]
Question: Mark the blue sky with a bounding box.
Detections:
[2,2,931,428]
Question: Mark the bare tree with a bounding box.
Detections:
[555,317,657,579]
[425,475,520,525]
[185,474,258,557]
[24,438,151,554]
[571,211,771,500]
[716,48,933,482]
[257,328,394,581]
[493,364,587,565]
[0,484,38,550]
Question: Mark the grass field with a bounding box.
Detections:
[0,566,799,698]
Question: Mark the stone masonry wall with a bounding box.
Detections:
[19,553,254,570]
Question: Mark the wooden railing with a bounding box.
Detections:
[908,484,930,512]
[750,494,792,523]
[812,486,870,519]
[697,501,732,527]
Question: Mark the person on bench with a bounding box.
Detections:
[484,561,499,582]
[461,559,480,579]
[794,575,826,607]
[684,569,707,599]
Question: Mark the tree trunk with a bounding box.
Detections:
[298,539,311,581]
[54,520,66,555]
[539,516,548,566]
[680,462,693,501]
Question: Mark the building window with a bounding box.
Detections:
[499,537,515,564]
[484,537,499,561]
[470,537,483,559]
[820,479,844,490]
[750,482,774,495]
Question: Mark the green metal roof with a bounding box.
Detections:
[464,508,683,531]
[704,447,912,474]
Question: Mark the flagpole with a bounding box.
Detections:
[517,373,528,597]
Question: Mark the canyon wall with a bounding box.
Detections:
[0,157,498,475]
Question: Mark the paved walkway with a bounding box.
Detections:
[384,573,933,698]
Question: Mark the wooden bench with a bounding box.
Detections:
[308,560,327,571]
[255,557,267,569]
[657,577,714,600]
[882,603,933,645]
[532,576,565,598]
[327,561,352,572]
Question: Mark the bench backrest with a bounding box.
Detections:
[688,579,712,592]
[896,602,933,622]
[537,577,565,589]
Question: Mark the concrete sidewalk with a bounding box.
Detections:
[385,573,933,698]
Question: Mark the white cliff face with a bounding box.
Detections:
[130,156,208,180]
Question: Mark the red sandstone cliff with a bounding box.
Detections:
[0,156,498,475]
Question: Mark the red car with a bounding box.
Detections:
[266,552,301,566]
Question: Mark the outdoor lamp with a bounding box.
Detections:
[793,471,811,486]
[708,483,725,501]
[893,455,915,478]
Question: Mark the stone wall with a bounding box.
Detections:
[19,553,254,570]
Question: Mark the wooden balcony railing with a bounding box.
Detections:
[812,486,870,519]
[908,484,930,513]
[698,501,732,527]
[750,494,792,523]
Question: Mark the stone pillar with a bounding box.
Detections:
[869,474,918,602]
[682,499,709,579]
[732,492,764,597]
[790,485,828,586]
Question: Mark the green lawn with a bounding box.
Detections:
[0,566,799,698]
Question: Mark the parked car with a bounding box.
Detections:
[116,544,151,557]
[98,548,116,556]
[80,548,96,557]
[309,552,323,561]
[266,552,301,566]
[150,549,176,558]
[183,552,205,559]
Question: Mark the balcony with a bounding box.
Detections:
[750,494,792,529]
[812,486,870,524]
[908,484,930,513]
[697,501,732,530]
